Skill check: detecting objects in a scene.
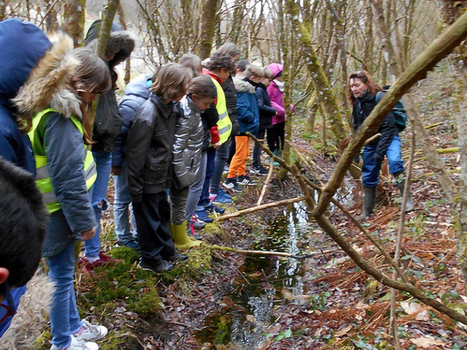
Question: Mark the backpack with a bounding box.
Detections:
[375,87,407,132]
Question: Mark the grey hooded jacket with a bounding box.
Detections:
[172,95,204,189]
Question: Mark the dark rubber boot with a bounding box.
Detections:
[395,173,415,212]
[359,187,376,220]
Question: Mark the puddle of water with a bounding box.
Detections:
[195,202,320,348]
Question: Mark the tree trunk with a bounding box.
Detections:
[44,0,60,32]
[97,0,120,59]
[62,0,87,47]
[197,0,220,59]
[0,1,7,21]
[287,0,348,145]
[117,4,131,86]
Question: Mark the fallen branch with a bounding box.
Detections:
[364,133,381,145]
[218,196,305,222]
[210,245,339,260]
[257,157,274,206]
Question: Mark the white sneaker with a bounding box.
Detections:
[50,335,99,350]
[73,319,108,342]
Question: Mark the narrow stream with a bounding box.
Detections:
[195,201,322,348]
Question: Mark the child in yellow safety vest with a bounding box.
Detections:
[29,47,111,350]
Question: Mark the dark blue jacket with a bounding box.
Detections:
[0,19,52,175]
[112,75,151,168]
[255,83,276,130]
[233,78,259,136]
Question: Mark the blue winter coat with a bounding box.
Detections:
[0,19,52,175]
[112,75,151,168]
[233,78,259,136]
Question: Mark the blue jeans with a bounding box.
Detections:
[48,239,83,349]
[113,170,137,244]
[211,140,230,195]
[362,135,405,187]
[197,147,216,209]
[85,150,112,258]
[186,151,208,225]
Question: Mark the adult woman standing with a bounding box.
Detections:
[348,70,414,219]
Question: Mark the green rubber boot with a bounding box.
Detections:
[394,172,415,213]
[171,220,202,250]
[358,187,376,221]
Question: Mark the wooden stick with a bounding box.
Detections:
[364,133,382,145]
[210,245,339,260]
[218,196,305,222]
[257,157,274,206]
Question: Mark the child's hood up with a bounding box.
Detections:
[85,20,137,69]
[1,19,78,119]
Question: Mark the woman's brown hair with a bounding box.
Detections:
[71,47,112,144]
[347,70,382,104]
[150,63,192,102]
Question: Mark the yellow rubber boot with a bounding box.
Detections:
[172,221,202,250]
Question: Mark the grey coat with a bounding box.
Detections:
[36,92,96,257]
[172,96,204,189]
[127,93,177,203]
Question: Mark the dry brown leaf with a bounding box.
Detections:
[282,288,294,301]
[415,309,431,321]
[411,336,445,348]
[246,315,256,323]
[401,301,423,315]
[335,324,352,337]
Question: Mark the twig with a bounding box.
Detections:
[38,0,60,27]
[217,196,305,222]
[364,133,382,145]
[210,245,339,260]
[257,157,274,206]
[390,128,416,348]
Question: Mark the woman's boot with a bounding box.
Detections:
[394,172,415,212]
[359,187,376,220]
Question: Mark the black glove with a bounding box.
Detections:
[374,153,384,163]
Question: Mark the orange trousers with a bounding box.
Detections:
[227,135,249,178]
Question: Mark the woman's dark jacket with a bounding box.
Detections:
[255,83,276,130]
[221,75,239,136]
[353,91,397,160]
[126,94,177,203]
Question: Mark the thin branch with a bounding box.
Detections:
[218,196,305,222]
[257,157,274,206]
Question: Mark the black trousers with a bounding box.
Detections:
[133,191,175,266]
[267,121,285,152]
[252,128,267,167]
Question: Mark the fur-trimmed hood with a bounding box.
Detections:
[11,29,79,120]
[0,271,53,349]
[85,20,137,68]
[233,77,256,94]
[0,19,78,121]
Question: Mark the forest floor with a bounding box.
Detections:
[34,67,467,350]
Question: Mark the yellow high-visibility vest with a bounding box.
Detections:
[211,78,232,145]
[28,108,97,214]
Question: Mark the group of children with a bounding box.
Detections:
[0,18,289,350]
